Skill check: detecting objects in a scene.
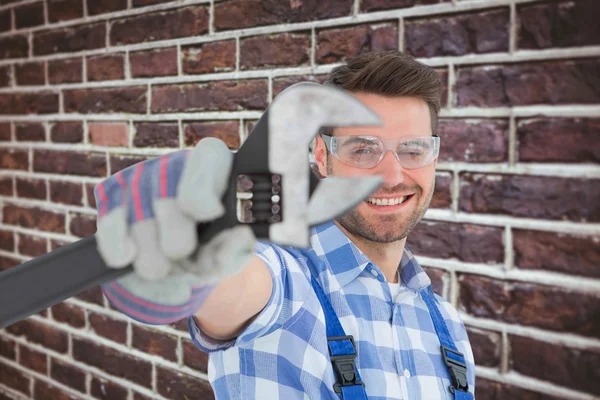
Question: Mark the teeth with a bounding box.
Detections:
[367,196,409,206]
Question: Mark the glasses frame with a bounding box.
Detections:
[320,133,441,169]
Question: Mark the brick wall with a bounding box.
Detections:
[0,0,598,399]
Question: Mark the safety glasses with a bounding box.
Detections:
[321,134,440,169]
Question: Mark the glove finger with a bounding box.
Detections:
[177,137,233,222]
[185,225,256,284]
[94,172,136,268]
[152,152,197,260]
[126,160,174,280]
[116,264,196,306]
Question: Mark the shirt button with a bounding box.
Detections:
[404,369,411,378]
[370,269,378,277]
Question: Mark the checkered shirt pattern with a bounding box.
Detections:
[189,221,476,399]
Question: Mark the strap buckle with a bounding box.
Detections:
[328,335,365,394]
[441,346,469,393]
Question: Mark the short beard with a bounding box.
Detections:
[327,154,434,244]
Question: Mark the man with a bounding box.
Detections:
[96,50,476,399]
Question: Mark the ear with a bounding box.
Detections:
[314,136,328,178]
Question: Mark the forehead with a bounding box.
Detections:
[334,92,432,138]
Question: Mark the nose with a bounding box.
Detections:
[376,150,404,188]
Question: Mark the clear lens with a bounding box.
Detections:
[325,135,439,169]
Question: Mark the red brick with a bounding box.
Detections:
[3,205,66,233]
[0,123,9,141]
[0,149,28,170]
[0,92,59,115]
[316,23,398,64]
[87,54,125,81]
[0,336,16,360]
[69,212,97,237]
[272,74,328,98]
[6,320,69,353]
[50,238,71,251]
[15,122,45,141]
[50,181,83,206]
[406,221,504,263]
[130,47,178,77]
[133,0,173,5]
[0,254,21,272]
[87,0,127,15]
[132,325,178,361]
[517,118,600,163]
[89,122,129,147]
[476,378,562,400]
[133,123,179,147]
[169,318,188,332]
[361,0,450,12]
[34,23,106,56]
[86,183,97,208]
[459,174,600,222]
[33,380,81,400]
[0,229,14,251]
[459,275,600,337]
[241,33,311,69]
[109,154,149,173]
[0,65,10,87]
[182,339,209,372]
[111,6,209,46]
[437,68,448,108]
[437,119,508,162]
[518,0,600,50]
[182,40,236,75]
[48,0,84,23]
[34,150,107,177]
[153,80,268,113]
[184,121,240,149]
[52,302,85,328]
[0,177,12,196]
[133,392,154,400]
[88,311,127,343]
[510,335,600,395]
[513,229,600,278]
[48,58,82,84]
[75,286,104,305]
[0,35,29,60]
[19,345,47,373]
[406,9,508,58]
[15,62,45,86]
[214,0,353,31]
[156,366,215,399]
[16,178,47,200]
[456,58,600,107]
[17,234,47,257]
[0,10,10,33]
[431,172,451,209]
[466,327,501,368]
[14,1,44,29]
[51,358,87,393]
[73,336,152,387]
[91,375,128,400]
[0,363,30,395]
[64,87,147,114]
[50,122,84,143]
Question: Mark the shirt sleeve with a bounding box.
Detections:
[189,240,313,353]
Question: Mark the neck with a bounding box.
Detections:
[333,221,406,284]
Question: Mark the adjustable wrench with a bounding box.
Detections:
[0,82,383,329]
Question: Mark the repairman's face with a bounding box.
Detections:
[314,93,437,243]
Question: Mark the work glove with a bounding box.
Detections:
[94,138,256,308]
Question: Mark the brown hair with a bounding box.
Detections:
[321,50,442,135]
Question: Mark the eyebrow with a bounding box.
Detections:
[343,136,380,145]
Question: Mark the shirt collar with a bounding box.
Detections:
[310,221,431,291]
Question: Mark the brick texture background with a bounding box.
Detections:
[0,0,599,399]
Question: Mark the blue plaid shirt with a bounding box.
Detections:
[189,221,476,399]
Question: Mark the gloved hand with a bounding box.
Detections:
[94,138,256,307]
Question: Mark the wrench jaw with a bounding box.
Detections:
[267,82,383,248]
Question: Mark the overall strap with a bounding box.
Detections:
[310,275,368,400]
[421,287,473,400]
